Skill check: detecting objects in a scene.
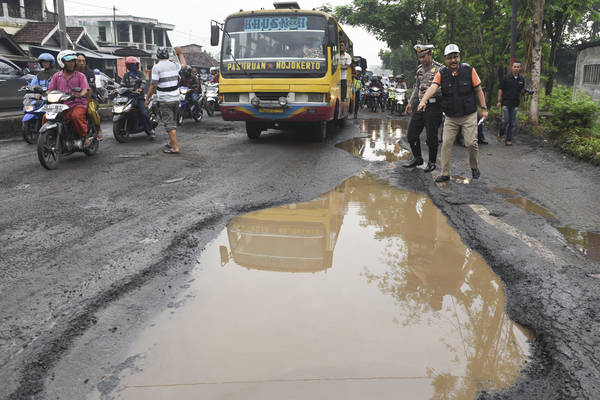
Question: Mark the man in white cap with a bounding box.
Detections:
[417,44,488,182]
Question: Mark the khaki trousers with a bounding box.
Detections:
[441,112,479,176]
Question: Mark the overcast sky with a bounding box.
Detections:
[48,0,386,66]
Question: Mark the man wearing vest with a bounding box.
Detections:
[418,44,488,182]
[403,44,444,172]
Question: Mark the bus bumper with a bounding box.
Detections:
[220,103,334,122]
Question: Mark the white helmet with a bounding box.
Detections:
[355,66,362,71]
[56,50,77,69]
[444,44,460,56]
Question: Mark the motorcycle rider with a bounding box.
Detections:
[353,66,362,118]
[208,67,219,83]
[396,74,408,90]
[180,66,201,113]
[122,56,155,139]
[47,50,90,147]
[30,53,57,88]
[76,53,104,140]
[403,44,444,172]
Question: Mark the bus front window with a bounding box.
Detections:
[222,15,328,78]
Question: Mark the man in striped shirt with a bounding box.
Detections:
[145,46,187,154]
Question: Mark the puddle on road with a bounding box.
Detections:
[100,174,530,400]
[492,187,520,197]
[556,226,600,261]
[506,198,556,219]
[336,119,411,162]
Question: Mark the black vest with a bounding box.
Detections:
[440,64,477,117]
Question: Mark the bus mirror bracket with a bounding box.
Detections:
[326,21,337,46]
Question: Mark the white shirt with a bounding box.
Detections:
[151,60,181,102]
[340,52,352,80]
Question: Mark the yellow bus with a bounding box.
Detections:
[210,2,362,141]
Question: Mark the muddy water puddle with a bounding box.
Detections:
[556,226,600,261]
[98,174,530,400]
[336,119,411,162]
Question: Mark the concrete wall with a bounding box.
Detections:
[573,45,600,101]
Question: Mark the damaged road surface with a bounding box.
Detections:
[1,114,599,399]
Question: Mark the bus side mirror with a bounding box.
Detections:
[210,24,220,46]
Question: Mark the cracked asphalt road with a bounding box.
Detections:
[1,112,599,399]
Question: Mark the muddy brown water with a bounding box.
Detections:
[335,119,411,162]
[95,174,530,400]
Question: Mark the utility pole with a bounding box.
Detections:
[509,0,518,70]
[56,0,68,50]
[113,5,117,45]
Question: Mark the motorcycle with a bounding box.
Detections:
[387,86,396,113]
[21,85,46,144]
[177,86,202,125]
[394,87,408,115]
[204,82,219,116]
[367,86,384,113]
[112,85,158,142]
[36,88,99,170]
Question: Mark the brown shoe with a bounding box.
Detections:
[505,141,512,146]
[497,135,504,142]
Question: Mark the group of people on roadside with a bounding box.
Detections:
[400,42,530,182]
[30,47,221,155]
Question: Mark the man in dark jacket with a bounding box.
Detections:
[497,61,527,146]
[418,44,488,182]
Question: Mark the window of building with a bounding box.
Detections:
[583,64,600,84]
[98,26,106,42]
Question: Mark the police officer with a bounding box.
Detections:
[403,44,444,172]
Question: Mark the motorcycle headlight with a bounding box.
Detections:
[24,105,35,112]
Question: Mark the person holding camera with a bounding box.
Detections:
[497,61,528,146]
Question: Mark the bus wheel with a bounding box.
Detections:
[246,122,262,139]
[314,121,327,142]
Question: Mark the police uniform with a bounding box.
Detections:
[404,45,443,171]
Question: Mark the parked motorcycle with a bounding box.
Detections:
[21,85,46,144]
[177,86,202,125]
[36,88,99,170]
[112,86,158,142]
[204,82,219,117]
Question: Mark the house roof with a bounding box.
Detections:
[13,22,56,45]
[577,40,600,51]
[181,47,218,67]
[66,27,84,42]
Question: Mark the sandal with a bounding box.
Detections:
[163,148,179,154]
[164,143,172,149]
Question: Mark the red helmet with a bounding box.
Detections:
[125,56,139,65]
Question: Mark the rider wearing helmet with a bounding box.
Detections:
[180,65,201,111]
[48,50,91,146]
[121,56,154,138]
[396,74,408,90]
[208,66,219,84]
[30,53,57,88]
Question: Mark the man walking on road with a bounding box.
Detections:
[340,42,352,102]
[418,44,488,182]
[497,61,526,146]
[146,46,187,154]
[403,44,444,172]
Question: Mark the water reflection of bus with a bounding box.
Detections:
[220,186,346,273]
[210,2,363,141]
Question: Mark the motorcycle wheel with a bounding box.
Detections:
[37,130,61,170]
[206,102,215,117]
[112,118,128,143]
[193,106,203,122]
[176,109,184,126]
[149,110,159,129]
[22,119,39,144]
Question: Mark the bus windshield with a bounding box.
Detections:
[222,14,327,78]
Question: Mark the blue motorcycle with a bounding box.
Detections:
[21,85,46,144]
[177,86,202,125]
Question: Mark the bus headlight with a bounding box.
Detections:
[278,97,288,107]
[251,97,260,107]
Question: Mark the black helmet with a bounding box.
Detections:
[156,47,169,60]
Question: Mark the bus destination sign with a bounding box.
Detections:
[244,16,308,31]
